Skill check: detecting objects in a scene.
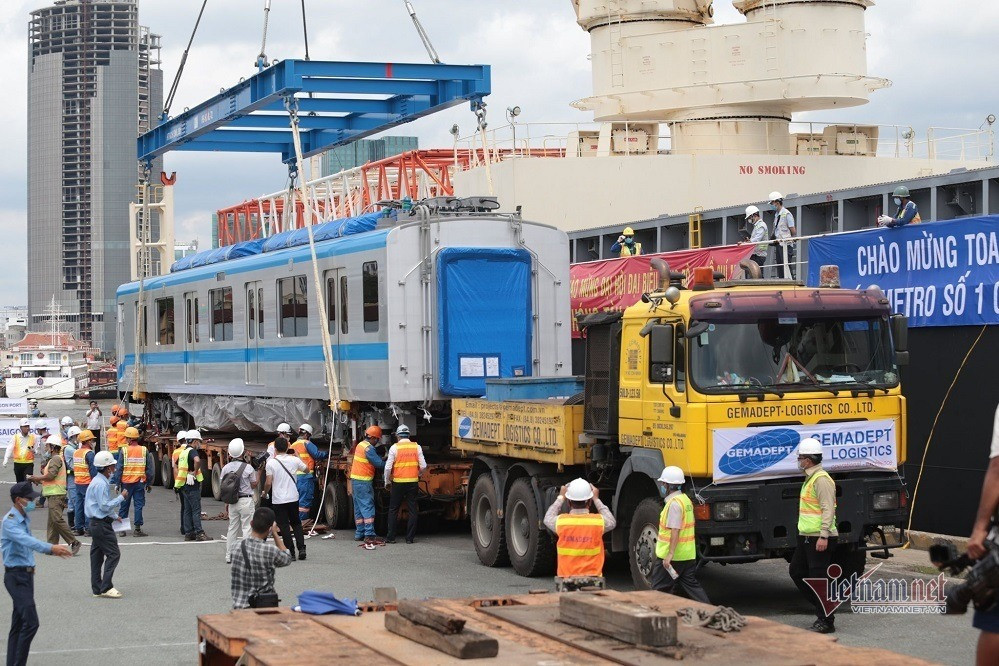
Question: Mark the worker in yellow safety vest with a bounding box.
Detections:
[651,466,709,603]
[543,478,617,590]
[3,419,38,483]
[289,424,328,521]
[349,426,385,543]
[611,227,642,257]
[28,435,81,554]
[116,427,151,537]
[383,425,427,544]
[176,430,210,542]
[789,437,839,634]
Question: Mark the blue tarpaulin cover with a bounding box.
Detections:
[170,239,265,272]
[295,590,360,616]
[437,248,533,396]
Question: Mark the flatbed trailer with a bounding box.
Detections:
[198,589,931,665]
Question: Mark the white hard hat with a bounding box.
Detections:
[745,205,760,219]
[277,423,292,434]
[45,435,62,447]
[60,416,73,426]
[565,478,594,502]
[94,451,116,468]
[298,424,314,435]
[658,466,685,485]
[187,429,203,441]
[176,430,187,441]
[35,422,49,431]
[769,191,784,201]
[395,424,410,438]
[67,426,81,438]
[798,437,823,455]
[228,438,245,458]
[18,418,29,427]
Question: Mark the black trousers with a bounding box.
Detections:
[12,464,33,484]
[789,535,837,623]
[89,517,121,595]
[4,570,38,666]
[272,501,305,556]
[387,482,419,542]
[650,558,710,604]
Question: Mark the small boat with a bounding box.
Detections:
[84,364,118,399]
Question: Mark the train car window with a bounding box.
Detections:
[326,277,336,333]
[156,298,175,345]
[278,275,309,337]
[194,297,200,342]
[209,287,233,341]
[362,261,379,333]
[340,276,349,334]
[257,288,264,339]
[247,289,255,340]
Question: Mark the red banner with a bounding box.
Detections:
[569,245,756,337]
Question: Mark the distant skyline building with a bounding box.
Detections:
[27,0,163,352]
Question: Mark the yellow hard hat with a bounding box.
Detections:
[623,227,635,236]
[78,430,95,443]
[124,426,140,440]
[116,420,127,430]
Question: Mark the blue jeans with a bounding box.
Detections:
[296,474,315,521]
[119,482,146,527]
[180,485,203,535]
[66,476,76,516]
[73,485,89,532]
[353,481,376,538]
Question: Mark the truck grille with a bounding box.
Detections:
[583,321,620,435]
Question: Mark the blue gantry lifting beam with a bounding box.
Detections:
[137,59,490,164]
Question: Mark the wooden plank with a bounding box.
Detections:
[385,612,499,660]
[559,593,677,647]
[398,600,467,635]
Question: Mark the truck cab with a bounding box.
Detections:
[580,264,909,587]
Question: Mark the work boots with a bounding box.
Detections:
[133,527,148,537]
[195,531,213,542]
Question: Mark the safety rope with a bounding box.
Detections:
[132,164,152,401]
[676,606,747,632]
[903,323,989,545]
[163,0,208,118]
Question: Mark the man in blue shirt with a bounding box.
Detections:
[85,451,128,599]
[1,481,72,666]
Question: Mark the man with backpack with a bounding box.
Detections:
[221,439,258,564]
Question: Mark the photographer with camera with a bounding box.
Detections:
[964,404,999,664]
[230,507,292,609]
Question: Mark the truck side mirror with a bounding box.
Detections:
[890,314,909,366]
[649,324,674,383]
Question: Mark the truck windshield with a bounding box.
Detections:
[690,316,898,392]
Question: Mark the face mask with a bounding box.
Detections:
[23,501,36,512]
[658,484,668,498]
[797,459,806,472]
[624,237,634,244]
[893,197,902,206]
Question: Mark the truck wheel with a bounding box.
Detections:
[201,458,213,498]
[505,478,556,577]
[323,479,352,530]
[147,451,160,486]
[160,453,173,489]
[628,498,662,590]
[471,474,509,567]
[210,463,222,501]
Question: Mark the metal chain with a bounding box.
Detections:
[676,606,747,633]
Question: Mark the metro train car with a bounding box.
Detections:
[116,200,572,447]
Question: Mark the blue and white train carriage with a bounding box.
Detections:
[116,202,572,447]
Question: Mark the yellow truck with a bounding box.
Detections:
[454,262,910,587]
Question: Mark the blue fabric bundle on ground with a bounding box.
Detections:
[295,590,361,616]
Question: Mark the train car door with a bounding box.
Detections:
[183,292,199,383]
[245,281,263,384]
[325,269,346,386]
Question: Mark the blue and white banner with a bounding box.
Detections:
[0,419,61,451]
[807,216,999,327]
[0,399,28,416]
[711,419,897,484]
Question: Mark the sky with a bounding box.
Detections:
[2,0,998,305]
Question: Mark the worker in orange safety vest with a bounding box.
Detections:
[543,478,616,589]
[116,427,152,537]
[383,425,426,544]
[349,426,385,543]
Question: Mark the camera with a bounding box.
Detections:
[249,450,270,470]
[930,526,999,614]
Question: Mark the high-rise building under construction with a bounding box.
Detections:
[28,0,162,352]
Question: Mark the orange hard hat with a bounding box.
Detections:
[365,425,383,439]
[109,416,119,426]
[116,420,127,430]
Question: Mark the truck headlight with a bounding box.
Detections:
[872,491,900,511]
[713,501,744,521]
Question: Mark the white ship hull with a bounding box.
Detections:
[5,375,86,400]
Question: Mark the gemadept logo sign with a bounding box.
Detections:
[457,416,473,439]
[712,419,897,484]
[717,428,800,476]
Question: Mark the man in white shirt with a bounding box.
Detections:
[769,192,797,279]
[222,439,258,564]
[85,401,103,450]
[264,438,307,560]
[966,404,999,664]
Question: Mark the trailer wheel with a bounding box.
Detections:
[628,498,662,590]
[201,457,213,498]
[471,474,509,567]
[147,451,160,486]
[210,463,223,501]
[323,479,352,530]
[505,478,556,577]
[160,453,173,489]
